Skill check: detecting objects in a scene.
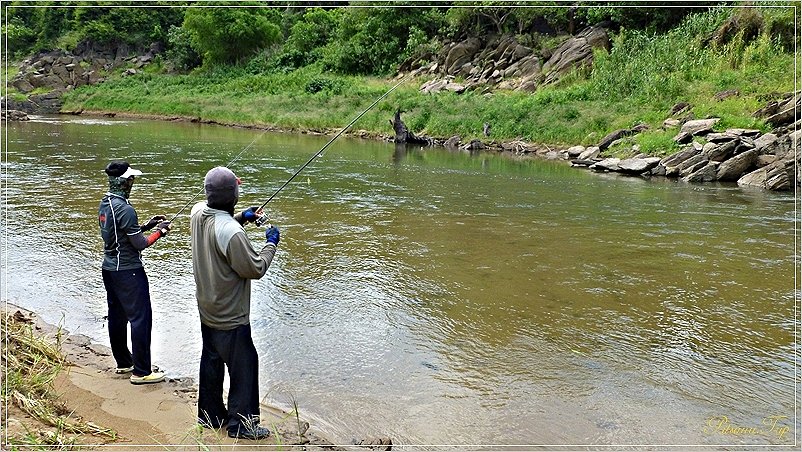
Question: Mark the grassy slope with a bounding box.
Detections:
[60,8,795,157]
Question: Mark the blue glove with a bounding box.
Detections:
[265,225,280,245]
[241,206,260,223]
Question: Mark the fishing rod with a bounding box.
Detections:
[167,129,269,224]
[254,74,410,226]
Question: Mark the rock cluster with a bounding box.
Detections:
[408,26,609,94]
[4,40,159,114]
[434,94,799,192]
[563,95,800,191]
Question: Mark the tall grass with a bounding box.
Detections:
[1,311,116,447]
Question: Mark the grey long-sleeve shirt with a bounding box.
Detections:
[190,202,276,330]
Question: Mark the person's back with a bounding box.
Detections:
[189,166,280,440]
[190,202,275,329]
[98,160,170,385]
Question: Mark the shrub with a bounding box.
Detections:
[183,7,282,65]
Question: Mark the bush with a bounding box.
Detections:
[183,7,282,65]
[165,25,201,72]
[3,20,37,58]
[305,77,344,95]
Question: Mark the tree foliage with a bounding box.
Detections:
[183,6,282,65]
[2,1,795,78]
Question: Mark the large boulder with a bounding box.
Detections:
[618,157,661,174]
[716,149,758,181]
[542,26,609,85]
[444,38,482,75]
[737,158,796,191]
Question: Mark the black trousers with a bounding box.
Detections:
[197,323,260,433]
[102,268,153,377]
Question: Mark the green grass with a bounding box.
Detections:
[61,7,793,156]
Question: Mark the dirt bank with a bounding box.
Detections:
[2,303,393,450]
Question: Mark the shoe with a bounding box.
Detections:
[130,371,165,385]
[228,425,270,440]
[114,366,134,374]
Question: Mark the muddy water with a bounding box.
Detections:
[3,116,798,446]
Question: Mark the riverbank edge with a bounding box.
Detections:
[1,301,392,450]
[61,107,556,157]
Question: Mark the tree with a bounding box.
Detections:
[183,6,282,65]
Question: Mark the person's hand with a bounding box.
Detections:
[143,215,167,231]
[265,225,280,245]
[157,221,172,236]
[241,206,262,223]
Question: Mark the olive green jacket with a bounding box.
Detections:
[190,202,276,330]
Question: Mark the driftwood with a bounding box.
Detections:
[389,109,432,145]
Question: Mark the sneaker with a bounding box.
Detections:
[228,425,270,440]
[130,371,165,385]
[114,366,134,374]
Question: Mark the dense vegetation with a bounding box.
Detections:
[3,2,797,154]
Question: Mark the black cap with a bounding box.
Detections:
[105,161,142,178]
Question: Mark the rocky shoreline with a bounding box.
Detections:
[3,33,798,192]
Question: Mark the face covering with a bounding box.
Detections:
[108,176,133,198]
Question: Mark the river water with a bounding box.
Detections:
[2,116,798,447]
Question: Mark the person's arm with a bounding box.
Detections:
[225,229,278,279]
[121,205,170,250]
[128,227,169,250]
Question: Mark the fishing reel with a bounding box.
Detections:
[254,214,270,227]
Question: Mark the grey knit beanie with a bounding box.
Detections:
[204,166,239,211]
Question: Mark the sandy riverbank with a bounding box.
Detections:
[2,303,392,450]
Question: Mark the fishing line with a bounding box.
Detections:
[253,74,410,225]
[167,129,269,223]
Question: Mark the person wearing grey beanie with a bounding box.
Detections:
[189,166,280,440]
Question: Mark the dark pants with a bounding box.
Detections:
[198,323,260,434]
[102,268,153,377]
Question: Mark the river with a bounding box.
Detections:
[2,115,798,447]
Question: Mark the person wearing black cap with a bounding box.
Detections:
[189,166,280,440]
[98,160,171,385]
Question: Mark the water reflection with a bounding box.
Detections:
[3,116,798,446]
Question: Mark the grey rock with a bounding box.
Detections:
[578,146,600,160]
[717,149,758,181]
[680,118,720,136]
[673,131,692,143]
[566,145,586,158]
[683,162,719,183]
[702,139,738,162]
[753,133,779,152]
[618,157,661,174]
[663,118,680,129]
[738,158,796,191]
[598,128,630,150]
[444,135,460,149]
[757,154,778,167]
[661,146,701,169]
[680,158,711,177]
[590,157,621,172]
